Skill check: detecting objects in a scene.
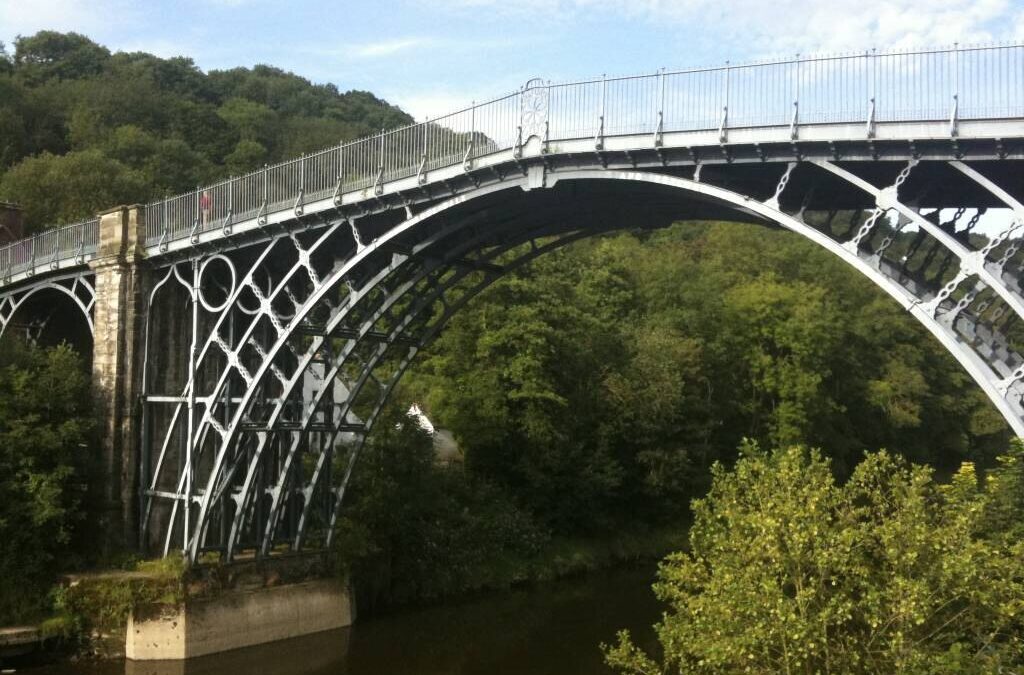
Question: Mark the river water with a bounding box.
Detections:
[32,565,662,675]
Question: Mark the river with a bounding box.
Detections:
[31,565,662,675]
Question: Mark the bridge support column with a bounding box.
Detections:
[89,205,148,554]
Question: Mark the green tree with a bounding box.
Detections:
[0,30,413,229]
[0,149,147,231]
[0,77,28,167]
[224,139,268,176]
[333,402,546,611]
[723,276,844,447]
[13,32,109,83]
[411,250,629,532]
[0,341,94,623]
[605,442,1024,674]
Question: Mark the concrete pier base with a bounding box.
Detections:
[0,625,40,659]
[126,579,353,661]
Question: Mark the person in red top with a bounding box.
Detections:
[200,190,212,226]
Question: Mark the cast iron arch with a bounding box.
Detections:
[146,166,1024,562]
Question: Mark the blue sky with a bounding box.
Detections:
[2,0,1023,120]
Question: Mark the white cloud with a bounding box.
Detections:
[392,91,474,120]
[430,0,1023,56]
[386,69,533,121]
[0,0,137,46]
[348,38,430,59]
[307,35,517,63]
[1015,7,1024,38]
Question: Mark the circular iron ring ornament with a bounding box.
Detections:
[197,254,237,314]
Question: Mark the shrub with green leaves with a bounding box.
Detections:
[605,441,1024,674]
[0,341,94,623]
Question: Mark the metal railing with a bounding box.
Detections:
[0,218,99,280]
[6,42,1024,279]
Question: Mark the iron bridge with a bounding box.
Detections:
[0,44,1023,562]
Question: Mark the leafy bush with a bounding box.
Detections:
[0,341,94,624]
[605,441,1024,674]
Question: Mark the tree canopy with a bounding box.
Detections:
[406,222,1009,535]
[0,31,412,232]
[605,442,1024,674]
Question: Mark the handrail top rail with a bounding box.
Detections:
[0,40,1019,289]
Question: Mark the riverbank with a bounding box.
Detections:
[351,520,690,617]
[1,521,688,670]
[27,564,665,675]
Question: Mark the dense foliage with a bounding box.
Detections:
[330,220,1011,609]
[333,406,549,611]
[0,32,411,231]
[406,222,1009,537]
[0,341,94,623]
[604,442,1024,674]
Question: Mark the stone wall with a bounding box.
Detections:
[0,202,24,242]
[89,205,149,552]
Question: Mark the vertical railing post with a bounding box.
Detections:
[50,225,61,268]
[258,163,269,226]
[373,128,385,196]
[75,222,85,263]
[294,154,305,216]
[866,48,877,138]
[417,118,430,184]
[463,103,476,170]
[719,61,730,143]
[223,177,234,235]
[191,184,201,243]
[790,54,801,140]
[27,235,35,276]
[333,139,346,206]
[950,42,960,137]
[159,199,169,251]
[654,68,665,147]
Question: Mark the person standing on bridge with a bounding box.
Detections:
[200,190,212,226]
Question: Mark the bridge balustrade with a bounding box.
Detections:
[0,217,99,279]
[0,43,1015,282]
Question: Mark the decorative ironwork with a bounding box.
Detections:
[520,78,549,141]
[0,42,1023,568]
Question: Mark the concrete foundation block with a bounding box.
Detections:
[126,579,353,661]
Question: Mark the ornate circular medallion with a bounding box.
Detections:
[521,78,549,140]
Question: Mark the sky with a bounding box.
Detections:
[1,0,1023,121]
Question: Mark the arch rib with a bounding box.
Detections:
[185,166,1024,563]
[189,180,529,560]
[548,169,1024,436]
[0,274,95,340]
[813,160,1024,321]
[257,218,570,555]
